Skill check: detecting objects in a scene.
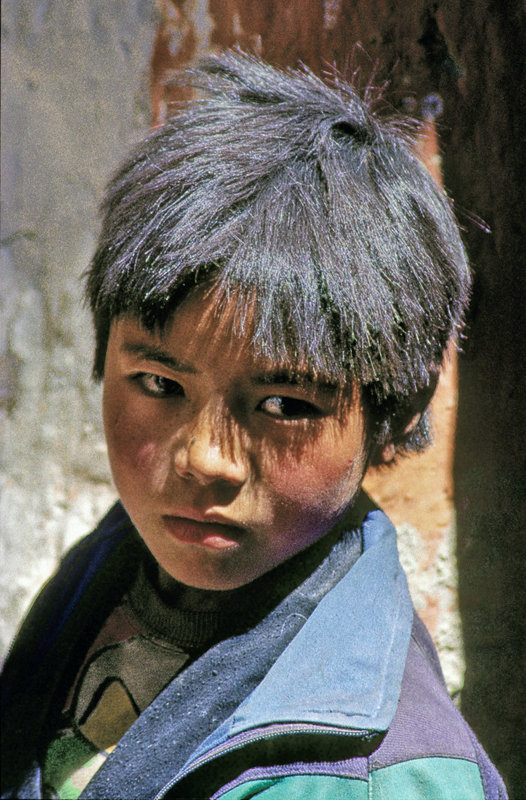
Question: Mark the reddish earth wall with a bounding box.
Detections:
[149,3,526,793]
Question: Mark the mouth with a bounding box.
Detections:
[161,515,243,550]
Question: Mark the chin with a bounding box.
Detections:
[157,554,257,592]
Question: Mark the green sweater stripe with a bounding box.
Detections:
[215,757,485,799]
[370,757,485,800]
[215,774,367,799]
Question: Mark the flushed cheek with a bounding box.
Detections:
[264,467,337,526]
[265,448,367,535]
[268,446,361,497]
[105,409,169,492]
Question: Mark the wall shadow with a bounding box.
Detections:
[451,189,526,797]
[435,5,526,795]
[454,348,526,797]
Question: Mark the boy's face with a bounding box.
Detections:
[102,287,369,590]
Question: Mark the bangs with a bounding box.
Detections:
[87,50,469,410]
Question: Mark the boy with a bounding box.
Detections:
[1,51,507,799]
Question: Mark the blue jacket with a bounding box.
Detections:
[1,504,507,799]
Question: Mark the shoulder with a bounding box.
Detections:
[364,612,508,799]
[1,502,138,690]
[58,500,134,570]
[203,614,507,800]
[1,502,141,794]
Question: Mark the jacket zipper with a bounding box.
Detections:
[153,721,376,799]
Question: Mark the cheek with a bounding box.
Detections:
[103,393,167,490]
[262,418,368,516]
[266,446,364,509]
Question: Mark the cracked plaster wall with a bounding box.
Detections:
[1,0,156,657]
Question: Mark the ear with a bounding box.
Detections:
[378,412,422,464]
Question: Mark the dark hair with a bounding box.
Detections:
[85,50,470,455]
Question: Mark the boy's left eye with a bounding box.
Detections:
[257,395,321,420]
[136,373,183,397]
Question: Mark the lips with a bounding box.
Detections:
[162,515,243,550]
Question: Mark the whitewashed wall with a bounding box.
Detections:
[0,0,156,658]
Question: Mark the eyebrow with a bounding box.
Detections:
[250,370,338,391]
[120,342,197,374]
[122,342,338,390]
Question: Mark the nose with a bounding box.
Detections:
[173,406,248,487]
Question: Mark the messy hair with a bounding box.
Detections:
[86,50,470,455]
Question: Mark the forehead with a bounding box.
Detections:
[112,286,349,391]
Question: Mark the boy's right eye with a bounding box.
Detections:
[257,395,322,420]
[135,373,184,398]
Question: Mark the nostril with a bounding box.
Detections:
[177,433,248,487]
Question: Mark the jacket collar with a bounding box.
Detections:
[182,509,413,767]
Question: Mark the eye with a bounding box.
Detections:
[258,395,322,420]
[136,373,184,398]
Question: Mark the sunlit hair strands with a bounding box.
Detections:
[85,50,470,456]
